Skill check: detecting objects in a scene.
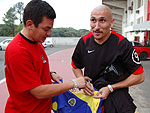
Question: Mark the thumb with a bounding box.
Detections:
[84,76,92,81]
[96,90,102,96]
[93,91,102,99]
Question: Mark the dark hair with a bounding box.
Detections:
[23,0,56,27]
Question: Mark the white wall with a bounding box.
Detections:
[0,37,80,45]
[52,37,80,45]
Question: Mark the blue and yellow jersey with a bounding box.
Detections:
[52,90,103,113]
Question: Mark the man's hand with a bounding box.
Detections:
[51,73,63,84]
[93,86,111,99]
[83,81,95,96]
[73,76,92,89]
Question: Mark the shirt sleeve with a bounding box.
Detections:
[118,38,144,75]
[72,38,85,69]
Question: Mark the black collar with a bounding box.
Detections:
[19,32,37,44]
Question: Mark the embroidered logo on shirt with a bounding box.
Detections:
[41,56,47,63]
[68,98,76,106]
[132,49,141,64]
[88,50,95,54]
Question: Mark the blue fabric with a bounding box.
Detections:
[52,80,103,113]
[52,90,103,113]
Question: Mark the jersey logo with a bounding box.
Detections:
[41,56,47,63]
[88,50,95,53]
[132,49,141,64]
[68,98,76,106]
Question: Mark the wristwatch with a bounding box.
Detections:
[71,79,79,91]
[72,79,78,88]
[107,84,114,92]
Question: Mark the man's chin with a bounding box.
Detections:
[94,36,103,40]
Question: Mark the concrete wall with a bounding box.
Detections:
[52,37,80,45]
[0,37,80,45]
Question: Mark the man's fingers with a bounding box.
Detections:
[84,76,92,81]
[83,89,93,96]
[93,90,102,98]
[86,84,94,90]
[93,91,102,99]
[84,86,94,95]
[86,82,95,92]
[93,95,102,99]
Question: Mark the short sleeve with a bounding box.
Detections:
[118,38,143,74]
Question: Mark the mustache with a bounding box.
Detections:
[93,30,103,33]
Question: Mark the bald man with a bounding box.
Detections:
[71,5,145,113]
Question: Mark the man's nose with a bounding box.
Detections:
[95,22,100,29]
[47,31,52,36]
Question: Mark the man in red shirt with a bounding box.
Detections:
[5,0,90,112]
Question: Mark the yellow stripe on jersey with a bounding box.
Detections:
[71,91,101,113]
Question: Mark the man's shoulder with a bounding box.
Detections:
[6,33,32,56]
[111,30,127,45]
[81,32,93,45]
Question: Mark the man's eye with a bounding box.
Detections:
[100,19,106,23]
[90,18,96,23]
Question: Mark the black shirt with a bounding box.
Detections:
[72,30,142,85]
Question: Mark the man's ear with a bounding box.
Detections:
[110,18,115,28]
[26,20,34,30]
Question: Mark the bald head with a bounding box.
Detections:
[91,5,112,20]
[90,4,114,44]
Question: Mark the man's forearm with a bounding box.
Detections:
[111,72,145,90]
[30,81,74,99]
[72,68,83,78]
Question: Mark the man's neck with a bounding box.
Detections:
[94,31,111,45]
[21,27,34,41]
